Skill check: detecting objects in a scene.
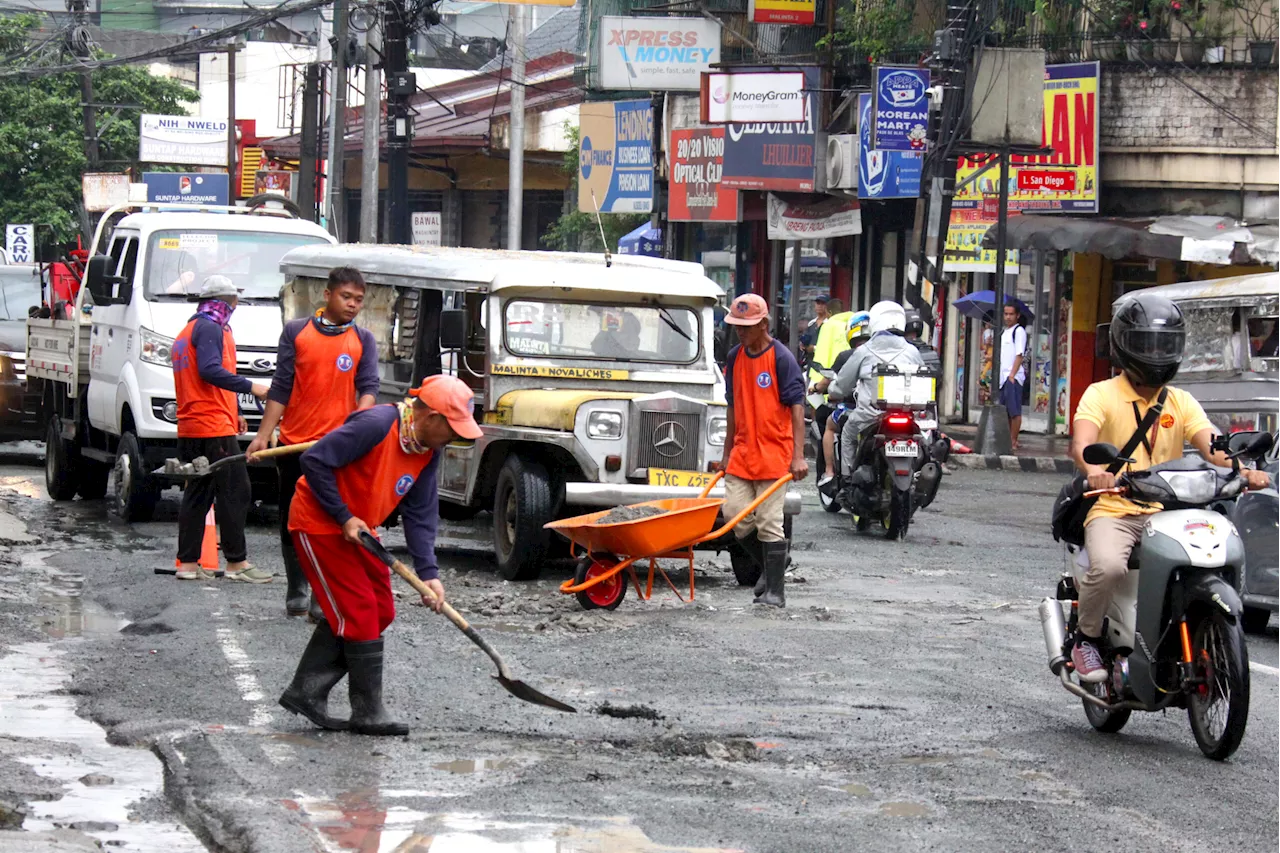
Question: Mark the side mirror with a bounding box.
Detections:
[86,255,115,304]
[439,308,466,350]
[1082,442,1120,466]
[1228,430,1275,459]
[1094,324,1110,360]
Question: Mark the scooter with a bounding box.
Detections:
[1210,431,1278,634]
[1039,432,1274,760]
[808,368,845,515]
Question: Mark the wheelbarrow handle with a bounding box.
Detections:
[697,469,725,498]
[698,473,793,544]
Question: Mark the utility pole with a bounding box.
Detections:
[226,44,237,192]
[298,63,322,222]
[383,0,410,244]
[69,0,96,241]
[360,15,382,243]
[506,4,527,251]
[325,0,350,238]
[990,149,1010,421]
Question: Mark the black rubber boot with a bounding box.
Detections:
[739,532,767,597]
[346,638,409,737]
[753,541,788,608]
[278,621,348,730]
[284,560,309,617]
[307,592,325,624]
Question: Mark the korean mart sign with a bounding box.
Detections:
[874,66,930,151]
[598,16,720,91]
[748,0,815,25]
[718,66,819,192]
[577,100,654,215]
[668,128,738,222]
[953,62,1100,214]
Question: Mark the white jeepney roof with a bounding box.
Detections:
[278,244,725,301]
[1114,272,1279,308]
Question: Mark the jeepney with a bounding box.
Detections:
[278,244,801,581]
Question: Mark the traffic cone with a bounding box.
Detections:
[199,504,219,570]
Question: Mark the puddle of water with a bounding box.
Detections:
[290,800,743,853]
[433,758,516,775]
[842,782,872,798]
[879,801,931,818]
[0,642,205,850]
[0,473,45,500]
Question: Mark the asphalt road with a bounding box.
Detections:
[0,457,1276,853]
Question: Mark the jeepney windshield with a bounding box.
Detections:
[503,299,700,364]
[145,230,330,300]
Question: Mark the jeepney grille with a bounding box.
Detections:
[635,410,700,473]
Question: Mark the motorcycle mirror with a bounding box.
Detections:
[1248,432,1274,456]
[1082,443,1120,466]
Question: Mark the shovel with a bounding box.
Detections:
[358,531,576,714]
[152,440,318,481]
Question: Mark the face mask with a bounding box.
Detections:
[197,299,234,327]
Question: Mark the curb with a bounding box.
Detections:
[949,453,1074,474]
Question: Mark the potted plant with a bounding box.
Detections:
[1137,0,1179,61]
[1089,0,1135,59]
[1197,2,1232,61]
[1037,0,1084,62]
[1228,0,1279,65]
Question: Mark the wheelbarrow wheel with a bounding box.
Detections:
[573,557,627,611]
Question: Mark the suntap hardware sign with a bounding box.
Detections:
[700,71,807,124]
[598,17,720,91]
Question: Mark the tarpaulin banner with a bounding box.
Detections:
[598,17,720,91]
[139,114,228,167]
[767,194,861,240]
[873,67,930,151]
[749,0,816,25]
[668,127,738,222]
[577,100,654,214]
[721,66,819,192]
[858,93,922,200]
[953,62,1099,214]
[943,209,1018,272]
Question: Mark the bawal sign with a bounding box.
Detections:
[701,71,806,124]
[599,17,720,91]
[953,62,1099,214]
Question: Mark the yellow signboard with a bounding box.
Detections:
[491,364,631,381]
[942,210,1019,273]
[649,468,716,488]
[749,0,816,25]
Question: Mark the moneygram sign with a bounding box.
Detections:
[139,114,228,167]
[598,17,720,91]
[701,71,806,124]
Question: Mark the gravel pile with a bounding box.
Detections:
[598,505,665,525]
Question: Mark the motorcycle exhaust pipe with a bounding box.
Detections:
[1039,597,1068,675]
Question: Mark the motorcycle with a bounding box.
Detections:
[1210,431,1278,633]
[835,364,945,539]
[1039,431,1274,760]
[808,368,845,515]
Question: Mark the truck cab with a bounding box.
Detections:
[27,204,335,519]
[278,244,800,581]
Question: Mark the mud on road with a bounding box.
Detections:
[0,464,1276,853]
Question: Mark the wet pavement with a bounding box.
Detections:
[0,455,1276,852]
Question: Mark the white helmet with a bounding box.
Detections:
[868,300,906,335]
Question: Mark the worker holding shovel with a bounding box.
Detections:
[278,375,482,736]
[247,266,379,620]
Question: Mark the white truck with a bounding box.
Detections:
[26,204,335,519]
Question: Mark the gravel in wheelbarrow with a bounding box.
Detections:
[596,505,666,525]
[545,498,725,558]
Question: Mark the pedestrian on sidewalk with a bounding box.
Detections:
[717,294,807,608]
[247,266,379,620]
[278,375,482,736]
[171,277,271,582]
[999,303,1028,450]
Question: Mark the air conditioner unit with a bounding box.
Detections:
[826,134,857,191]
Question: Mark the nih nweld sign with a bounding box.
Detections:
[598,17,720,92]
[139,114,229,167]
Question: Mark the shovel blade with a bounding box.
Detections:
[494,676,576,713]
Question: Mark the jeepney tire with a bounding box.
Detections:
[45,416,81,501]
[112,431,160,523]
[493,456,552,581]
[77,460,111,500]
[438,500,481,521]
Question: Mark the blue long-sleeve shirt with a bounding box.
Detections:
[189,315,253,394]
[298,405,442,580]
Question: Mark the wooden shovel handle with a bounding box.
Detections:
[248,440,318,460]
[358,532,471,631]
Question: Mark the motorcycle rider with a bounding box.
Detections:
[829,301,925,483]
[904,308,942,374]
[814,311,870,488]
[1070,293,1271,683]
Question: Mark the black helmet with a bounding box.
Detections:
[904,309,925,338]
[1110,293,1186,387]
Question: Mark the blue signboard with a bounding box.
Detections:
[858,94,923,200]
[721,66,820,192]
[577,100,653,214]
[143,172,230,206]
[873,66,930,152]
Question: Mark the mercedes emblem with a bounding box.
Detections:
[653,420,687,459]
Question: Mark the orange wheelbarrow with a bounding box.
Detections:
[545,472,792,611]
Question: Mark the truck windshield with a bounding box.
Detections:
[504,299,700,364]
[145,231,329,300]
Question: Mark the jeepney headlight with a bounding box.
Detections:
[707,416,727,446]
[140,327,174,367]
[587,410,623,440]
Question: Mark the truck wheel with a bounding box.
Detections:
[112,431,159,522]
[45,417,81,501]
[492,456,552,581]
[76,461,111,500]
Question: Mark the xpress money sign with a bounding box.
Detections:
[577,101,654,215]
[598,17,720,91]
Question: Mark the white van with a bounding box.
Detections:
[27,204,335,520]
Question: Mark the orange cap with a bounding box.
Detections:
[724,293,770,326]
[410,376,483,440]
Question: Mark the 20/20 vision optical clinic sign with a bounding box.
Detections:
[598,17,720,91]
[577,101,654,214]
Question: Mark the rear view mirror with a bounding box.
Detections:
[86,255,115,304]
[1227,431,1275,459]
[1082,442,1119,466]
[1094,324,1110,360]
[439,309,465,350]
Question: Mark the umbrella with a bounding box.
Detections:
[953,290,1033,324]
[617,222,662,257]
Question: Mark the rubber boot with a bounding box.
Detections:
[345,638,409,737]
[753,541,788,608]
[307,592,325,624]
[278,621,348,730]
[284,560,309,617]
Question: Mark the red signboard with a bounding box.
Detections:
[668,128,738,222]
[1018,170,1076,192]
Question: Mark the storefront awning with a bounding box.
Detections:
[983,215,1279,267]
